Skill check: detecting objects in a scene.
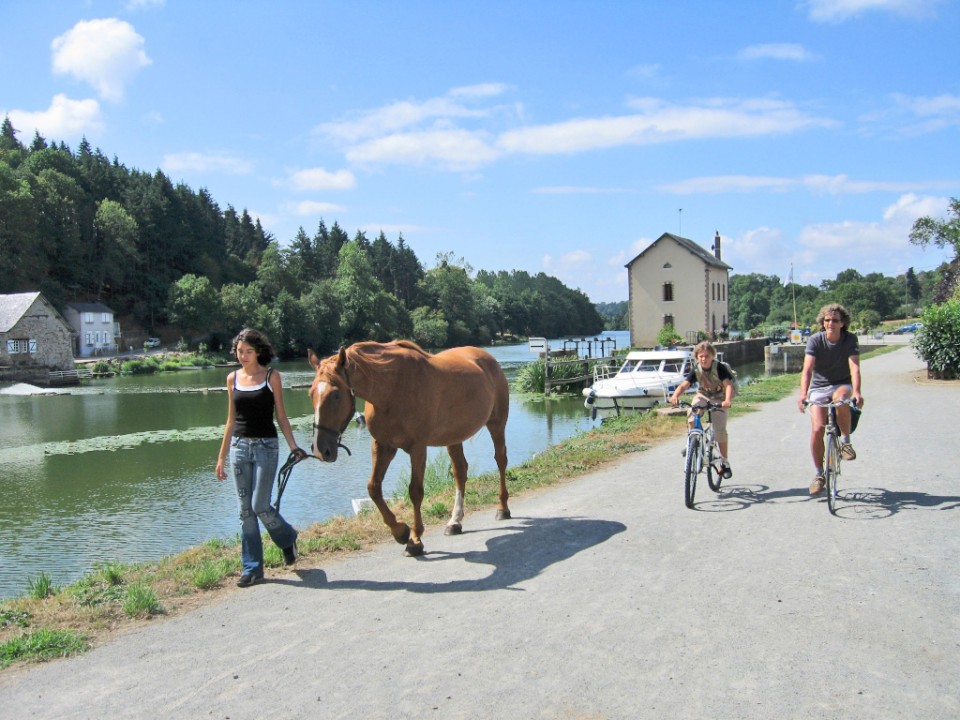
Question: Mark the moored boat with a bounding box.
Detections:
[583,349,695,417]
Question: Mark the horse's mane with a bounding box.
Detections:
[346,340,432,372]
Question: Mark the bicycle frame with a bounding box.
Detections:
[680,401,723,508]
[805,398,855,515]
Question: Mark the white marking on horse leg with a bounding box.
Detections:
[447,487,465,527]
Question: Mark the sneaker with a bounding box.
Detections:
[840,443,856,461]
[281,542,298,566]
[236,572,263,588]
[721,460,732,479]
[809,474,825,496]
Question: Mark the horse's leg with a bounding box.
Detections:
[404,445,427,557]
[367,441,409,546]
[488,422,511,520]
[444,443,469,536]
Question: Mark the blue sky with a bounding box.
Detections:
[2,0,958,302]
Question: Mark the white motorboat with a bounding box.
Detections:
[583,349,695,417]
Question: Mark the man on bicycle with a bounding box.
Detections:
[670,340,735,479]
[798,303,864,495]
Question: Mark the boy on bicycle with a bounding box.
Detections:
[798,303,864,496]
[670,340,735,479]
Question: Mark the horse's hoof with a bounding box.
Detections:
[496,509,511,521]
[395,525,411,545]
[403,541,424,557]
[444,523,463,536]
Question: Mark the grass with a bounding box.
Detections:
[0,348,899,672]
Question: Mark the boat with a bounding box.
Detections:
[583,349,695,417]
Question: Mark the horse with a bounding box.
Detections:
[307,340,511,556]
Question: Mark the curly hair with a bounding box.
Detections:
[815,303,851,332]
[693,340,717,358]
[231,328,275,366]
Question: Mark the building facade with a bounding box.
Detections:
[626,232,732,348]
[63,302,120,357]
[0,292,75,374]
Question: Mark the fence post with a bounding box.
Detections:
[544,345,552,395]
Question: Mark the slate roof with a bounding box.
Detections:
[625,233,733,271]
[65,301,115,314]
[0,292,42,333]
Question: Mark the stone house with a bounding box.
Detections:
[626,231,732,348]
[63,301,121,357]
[0,292,75,381]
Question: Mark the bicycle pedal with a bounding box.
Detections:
[681,449,686,457]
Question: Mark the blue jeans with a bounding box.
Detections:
[230,437,297,575]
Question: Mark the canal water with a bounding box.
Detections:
[0,335,633,600]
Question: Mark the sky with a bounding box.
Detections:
[2,0,958,303]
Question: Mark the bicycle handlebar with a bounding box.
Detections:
[678,400,724,411]
[803,398,860,411]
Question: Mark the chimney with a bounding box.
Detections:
[713,231,721,260]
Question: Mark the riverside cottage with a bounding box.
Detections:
[0,292,75,385]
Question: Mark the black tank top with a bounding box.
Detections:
[232,368,277,438]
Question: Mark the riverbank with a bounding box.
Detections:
[0,362,800,670]
[1,345,957,719]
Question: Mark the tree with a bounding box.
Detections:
[91,199,139,299]
[910,198,960,301]
[168,274,219,345]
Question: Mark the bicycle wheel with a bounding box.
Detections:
[705,428,722,492]
[825,434,841,515]
[684,434,699,509]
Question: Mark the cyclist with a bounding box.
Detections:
[670,340,735,479]
[798,303,864,496]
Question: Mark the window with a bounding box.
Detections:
[85,332,94,346]
[7,339,35,354]
[83,312,94,324]
[663,282,674,302]
[102,312,110,323]
[664,314,674,327]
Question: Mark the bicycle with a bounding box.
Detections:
[678,401,725,509]
[804,398,859,515]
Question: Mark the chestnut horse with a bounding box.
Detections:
[307,340,510,556]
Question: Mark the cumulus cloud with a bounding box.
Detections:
[5,94,103,141]
[345,128,500,172]
[287,167,356,191]
[805,0,943,23]
[162,152,253,175]
[51,18,151,102]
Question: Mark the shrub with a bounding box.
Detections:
[913,300,960,378]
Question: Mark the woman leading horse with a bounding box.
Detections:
[308,340,511,556]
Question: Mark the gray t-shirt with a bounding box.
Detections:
[805,331,859,389]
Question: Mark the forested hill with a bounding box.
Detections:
[0,119,604,355]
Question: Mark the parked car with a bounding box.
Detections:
[892,323,922,335]
[144,337,161,348]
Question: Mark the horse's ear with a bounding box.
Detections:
[337,345,347,367]
[307,348,320,369]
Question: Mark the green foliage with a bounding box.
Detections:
[26,572,57,600]
[914,300,960,377]
[122,584,162,618]
[0,629,89,668]
[657,323,682,346]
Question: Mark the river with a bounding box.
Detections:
[0,333,634,600]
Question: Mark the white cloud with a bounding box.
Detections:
[5,94,103,141]
[805,0,943,23]
[162,152,253,175]
[346,129,500,172]
[51,19,151,102]
[287,167,356,191]
[497,98,834,154]
[658,173,960,195]
[738,43,815,62]
[292,200,346,216]
[532,186,631,195]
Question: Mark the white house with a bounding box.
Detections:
[626,231,732,348]
[63,301,121,357]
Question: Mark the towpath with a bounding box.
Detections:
[1,346,957,719]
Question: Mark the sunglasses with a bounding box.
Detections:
[823,318,842,323]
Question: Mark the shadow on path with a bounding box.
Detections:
[285,516,626,593]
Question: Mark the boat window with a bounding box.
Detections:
[617,360,638,374]
[662,362,683,373]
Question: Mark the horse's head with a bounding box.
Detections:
[308,347,355,462]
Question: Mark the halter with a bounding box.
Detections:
[312,363,357,456]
